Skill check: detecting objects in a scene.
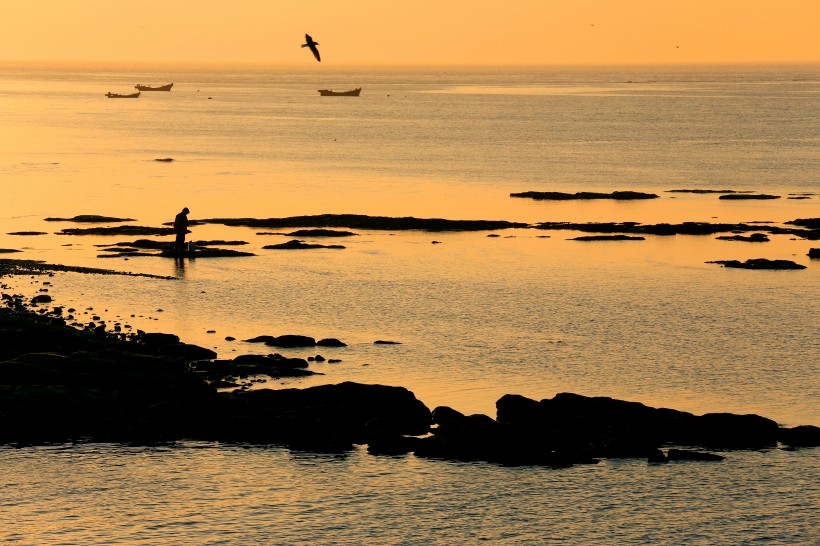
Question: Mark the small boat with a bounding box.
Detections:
[135,83,174,91]
[318,88,361,97]
[106,91,140,98]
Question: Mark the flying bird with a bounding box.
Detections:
[302,34,321,62]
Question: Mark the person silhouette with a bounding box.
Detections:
[174,207,190,254]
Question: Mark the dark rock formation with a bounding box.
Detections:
[569,235,645,241]
[201,214,528,232]
[511,191,658,200]
[778,425,820,448]
[809,248,820,259]
[263,240,345,250]
[56,226,174,236]
[719,194,781,200]
[44,215,137,223]
[193,354,316,380]
[7,231,48,236]
[666,189,746,194]
[0,249,21,254]
[535,221,819,240]
[284,229,359,237]
[786,218,820,229]
[411,392,785,466]
[317,338,347,347]
[707,259,806,270]
[715,233,770,242]
[157,248,255,258]
[243,334,346,348]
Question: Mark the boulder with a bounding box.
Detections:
[265,334,316,348]
[778,425,820,447]
[317,338,347,347]
[809,248,820,259]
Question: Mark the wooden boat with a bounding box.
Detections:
[318,88,361,97]
[106,91,140,98]
[135,83,174,91]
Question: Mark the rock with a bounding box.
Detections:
[317,338,347,347]
[139,332,180,345]
[716,233,770,242]
[201,214,528,232]
[707,259,806,270]
[778,425,820,447]
[719,194,781,200]
[0,249,22,254]
[510,191,658,200]
[809,248,820,259]
[569,235,645,241]
[431,405,465,426]
[244,335,277,344]
[374,340,401,345]
[44,215,137,223]
[30,294,53,304]
[56,226,174,236]
[7,232,48,236]
[155,343,217,361]
[263,240,345,250]
[666,189,744,194]
[285,229,359,237]
[265,335,316,348]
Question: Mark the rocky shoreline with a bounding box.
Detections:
[1,260,817,465]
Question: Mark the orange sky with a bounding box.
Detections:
[2,1,818,65]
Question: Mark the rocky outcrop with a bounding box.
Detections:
[263,240,345,250]
[407,392,787,467]
[56,226,174,236]
[244,334,346,348]
[719,194,781,200]
[707,259,806,270]
[808,248,820,259]
[716,233,770,242]
[44,215,136,223]
[570,235,645,241]
[511,191,658,200]
[201,214,528,232]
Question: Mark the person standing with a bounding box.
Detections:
[174,207,190,253]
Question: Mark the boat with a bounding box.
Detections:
[318,88,361,97]
[135,83,173,91]
[106,91,140,98]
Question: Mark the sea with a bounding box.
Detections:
[0,63,818,544]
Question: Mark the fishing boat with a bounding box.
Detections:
[106,91,140,98]
[318,88,361,97]
[135,83,173,91]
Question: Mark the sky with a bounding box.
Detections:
[1,1,819,65]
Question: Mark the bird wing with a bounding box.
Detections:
[311,45,321,62]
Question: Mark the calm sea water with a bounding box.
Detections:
[1,64,818,544]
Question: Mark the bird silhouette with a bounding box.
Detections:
[302,34,321,62]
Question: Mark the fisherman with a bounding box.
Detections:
[174,207,190,253]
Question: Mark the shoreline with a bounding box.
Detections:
[2,260,817,464]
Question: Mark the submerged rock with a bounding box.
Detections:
[202,214,528,232]
[56,226,174,236]
[715,233,770,242]
[719,194,781,200]
[44,215,137,223]
[707,259,806,270]
[263,240,345,250]
[808,248,820,259]
[511,190,658,200]
[569,235,645,241]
